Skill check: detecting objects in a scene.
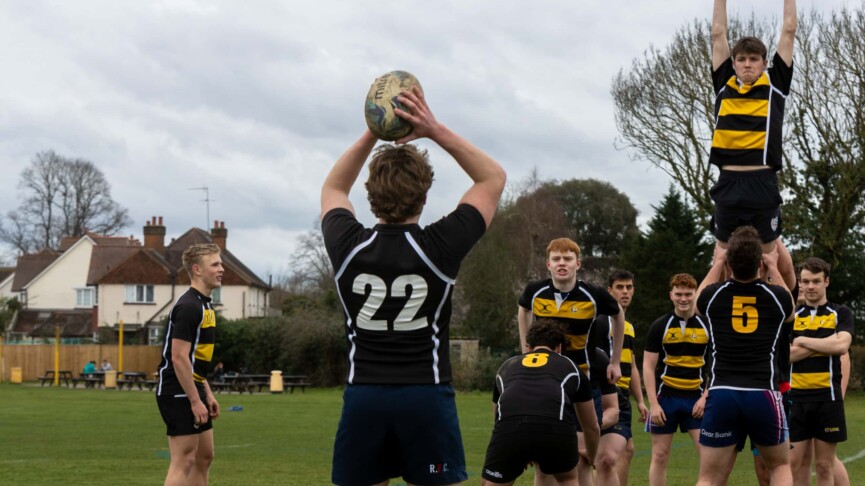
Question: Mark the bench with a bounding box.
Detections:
[145,380,158,391]
[284,381,310,394]
[38,376,54,386]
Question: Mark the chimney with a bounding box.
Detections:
[143,216,165,251]
[211,220,227,250]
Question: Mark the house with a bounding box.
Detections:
[0,267,15,300]
[5,218,271,344]
[93,217,271,344]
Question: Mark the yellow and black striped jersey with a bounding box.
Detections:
[791,303,854,402]
[157,287,216,396]
[519,279,619,377]
[592,316,635,391]
[710,52,793,170]
[645,312,711,397]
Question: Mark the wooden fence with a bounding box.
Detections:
[0,344,162,382]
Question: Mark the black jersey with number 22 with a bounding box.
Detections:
[322,205,486,385]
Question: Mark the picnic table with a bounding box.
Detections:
[116,371,147,390]
[211,373,271,394]
[282,375,309,394]
[73,371,106,389]
[39,370,73,387]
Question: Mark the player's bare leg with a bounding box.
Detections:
[813,439,838,486]
[649,433,674,486]
[185,429,214,486]
[614,438,634,485]
[756,442,793,486]
[696,444,737,486]
[791,439,813,486]
[595,433,625,485]
[165,434,200,486]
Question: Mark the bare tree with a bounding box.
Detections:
[784,9,865,266]
[0,151,132,253]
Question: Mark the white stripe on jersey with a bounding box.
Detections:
[157,289,192,396]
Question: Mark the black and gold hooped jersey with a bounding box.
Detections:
[697,280,793,390]
[592,315,635,391]
[791,302,854,402]
[644,312,711,398]
[493,349,593,426]
[322,205,486,385]
[710,53,793,169]
[156,287,216,396]
[519,279,619,375]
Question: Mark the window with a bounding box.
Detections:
[211,287,221,304]
[76,287,95,308]
[125,285,155,303]
[148,326,161,346]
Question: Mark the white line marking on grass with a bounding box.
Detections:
[840,448,865,464]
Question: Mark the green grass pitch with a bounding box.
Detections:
[0,385,862,485]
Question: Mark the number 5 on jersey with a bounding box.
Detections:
[353,273,429,331]
[732,295,758,334]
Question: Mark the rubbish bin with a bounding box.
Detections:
[104,370,117,389]
[270,370,284,394]
[10,367,22,384]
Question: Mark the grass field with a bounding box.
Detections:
[1,385,863,485]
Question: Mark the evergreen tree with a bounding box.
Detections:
[620,186,712,352]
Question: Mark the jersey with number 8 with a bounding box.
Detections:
[697,280,793,390]
[323,205,486,385]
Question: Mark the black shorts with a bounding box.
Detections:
[601,389,632,439]
[482,416,579,483]
[710,169,783,243]
[156,387,212,436]
[789,400,847,443]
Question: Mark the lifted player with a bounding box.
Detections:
[709,0,798,290]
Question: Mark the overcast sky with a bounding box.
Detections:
[0,0,855,280]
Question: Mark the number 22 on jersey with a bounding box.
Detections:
[353,273,429,331]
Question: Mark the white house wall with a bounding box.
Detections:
[96,283,267,325]
[0,273,14,299]
[97,284,176,326]
[26,239,94,309]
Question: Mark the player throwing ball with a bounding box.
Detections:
[322,84,506,486]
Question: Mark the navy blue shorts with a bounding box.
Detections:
[700,389,787,448]
[646,393,702,434]
[331,384,467,486]
[576,386,605,432]
[602,389,632,439]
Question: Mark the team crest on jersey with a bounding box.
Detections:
[771,216,779,232]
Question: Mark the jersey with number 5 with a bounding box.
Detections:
[322,205,486,385]
[697,280,793,390]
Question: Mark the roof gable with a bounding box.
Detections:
[96,249,175,284]
[11,249,61,291]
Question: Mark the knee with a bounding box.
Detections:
[652,448,670,466]
[814,459,833,477]
[597,450,618,471]
[197,448,214,468]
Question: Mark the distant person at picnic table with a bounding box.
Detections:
[83,360,97,375]
[212,362,225,383]
[101,358,113,371]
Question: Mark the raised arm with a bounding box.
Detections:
[712,0,731,70]
[697,246,727,301]
[517,306,533,352]
[320,131,378,219]
[395,86,506,228]
[776,0,797,66]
